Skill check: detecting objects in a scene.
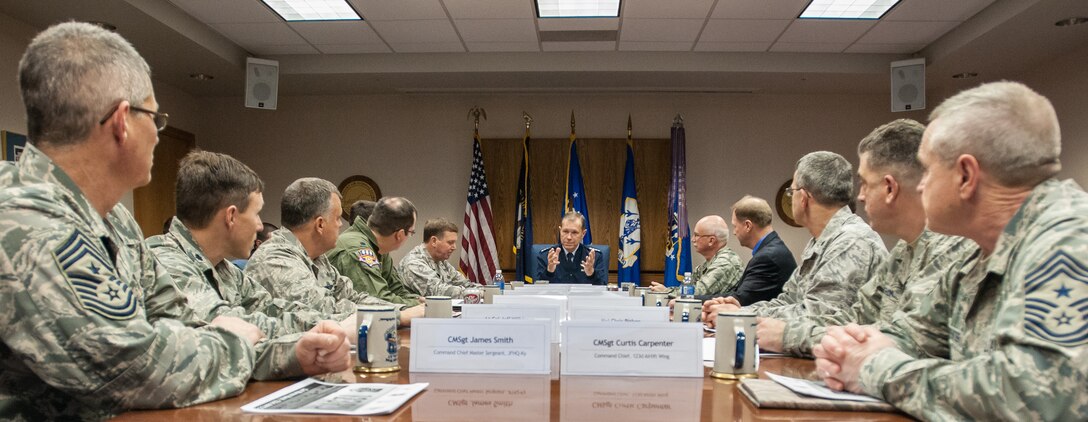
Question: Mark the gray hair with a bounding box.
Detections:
[795,151,854,207]
[281,178,339,230]
[698,215,730,245]
[857,119,926,186]
[927,81,1060,187]
[19,22,153,147]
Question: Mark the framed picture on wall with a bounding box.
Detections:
[2,130,28,162]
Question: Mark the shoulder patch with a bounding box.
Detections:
[354,248,380,268]
[1023,250,1088,346]
[54,231,137,320]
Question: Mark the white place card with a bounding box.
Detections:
[568,305,669,323]
[504,288,570,296]
[409,373,550,422]
[493,295,569,320]
[461,303,562,343]
[568,295,642,311]
[560,321,703,377]
[410,319,551,374]
[559,376,702,421]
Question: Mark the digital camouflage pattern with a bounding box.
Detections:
[746,206,888,320]
[779,229,975,356]
[667,245,743,297]
[0,146,255,420]
[859,179,1088,421]
[398,243,478,298]
[326,218,420,307]
[246,228,392,314]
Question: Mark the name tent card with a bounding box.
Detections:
[461,303,562,343]
[560,321,703,377]
[409,373,550,422]
[410,319,550,374]
[559,376,702,421]
[568,305,669,323]
[568,295,642,311]
[493,295,569,320]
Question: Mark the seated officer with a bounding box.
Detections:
[535,212,607,284]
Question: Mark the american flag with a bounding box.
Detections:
[459,136,499,284]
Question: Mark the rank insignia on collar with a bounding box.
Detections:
[354,248,380,268]
[54,231,137,320]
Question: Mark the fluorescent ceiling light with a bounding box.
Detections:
[799,0,900,20]
[536,0,621,18]
[261,0,361,21]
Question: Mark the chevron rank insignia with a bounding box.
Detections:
[1024,250,1088,346]
[354,247,380,268]
[54,231,137,320]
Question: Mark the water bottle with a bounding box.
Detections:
[681,271,694,299]
[493,270,505,293]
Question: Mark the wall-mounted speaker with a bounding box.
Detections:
[890,58,925,112]
[245,57,278,110]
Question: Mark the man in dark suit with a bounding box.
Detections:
[535,212,606,284]
[698,196,796,305]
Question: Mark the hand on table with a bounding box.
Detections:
[297,320,352,375]
[755,317,786,353]
[812,323,895,393]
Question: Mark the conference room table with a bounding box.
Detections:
[114,329,914,421]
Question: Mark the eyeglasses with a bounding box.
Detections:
[99,103,169,132]
[784,186,805,196]
[404,228,416,236]
[691,233,710,240]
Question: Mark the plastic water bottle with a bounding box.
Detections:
[493,270,505,293]
[681,271,694,299]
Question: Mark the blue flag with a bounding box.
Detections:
[513,133,534,282]
[564,136,592,244]
[664,118,692,287]
[618,138,641,283]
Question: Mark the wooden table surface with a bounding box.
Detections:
[114,332,913,421]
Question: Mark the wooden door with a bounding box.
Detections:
[133,126,195,238]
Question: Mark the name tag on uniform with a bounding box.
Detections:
[410,319,551,374]
[568,306,669,323]
[560,321,703,377]
[462,303,562,343]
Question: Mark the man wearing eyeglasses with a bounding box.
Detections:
[704,151,888,328]
[328,197,423,306]
[649,215,742,297]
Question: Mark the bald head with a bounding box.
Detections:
[695,215,730,246]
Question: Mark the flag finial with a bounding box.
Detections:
[673,113,684,126]
[570,110,576,133]
[627,114,633,139]
[522,111,533,129]
[468,106,487,133]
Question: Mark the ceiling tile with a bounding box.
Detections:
[348,0,447,20]
[844,43,924,54]
[700,19,791,42]
[623,0,716,19]
[248,44,320,55]
[443,0,534,19]
[769,42,849,53]
[541,41,616,51]
[537,18,619,31]
[466,42,540,52]
[884,0,995,22]
[776,20,876,44]
[389,42,466,52]
[621,18,705,42]
[169,0,280,23]
[210,22,307,46]
[369,19,461,43]
[288,21,384,45]
[455,19,537,42]
[710,0,809,19]
[619,41,693,51]
[855,20,959,45]
[315,44,392,53]
[694,41,771,51]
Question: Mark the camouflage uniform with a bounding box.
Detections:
[0,146,254,420]
[667,246,743,297]
[779,229,974,357]
[327,218,421,307]
[146,219,330,339]
[245,228,394,314]
[859,179,1088,421]
[746,206,888,320]
[398,243,478,298]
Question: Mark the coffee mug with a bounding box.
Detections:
[633,286,651,298]
[425,296,453,318]
[463,287,483,304]
[672,298,703,322]
[480,285,501,304]
[620,282,636,293]
[355,305,400,373]
[643,291,670,307]
[535,280,550,285]
[710,311,758,379]
[509,281,525,290]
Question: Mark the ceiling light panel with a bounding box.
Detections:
[537,0,621,18]
[799,0,900,20]
[262,0,361,21]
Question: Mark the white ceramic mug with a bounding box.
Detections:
[356,305,400,373]
[672,298,703,323]
[425,296,453,318]
[710,311,758,379]
[643,291,670,307]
